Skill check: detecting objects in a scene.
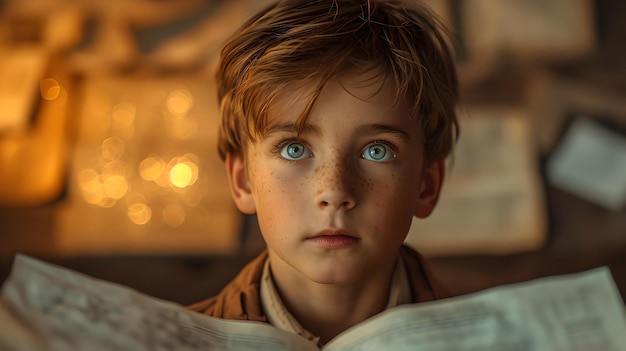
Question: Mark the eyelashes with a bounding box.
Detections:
[279,140,312,161]
[361,142,396,162]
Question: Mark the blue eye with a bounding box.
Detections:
[362,143,395,162]
[280,142,311,160]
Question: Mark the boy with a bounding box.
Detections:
[189,0,459,345]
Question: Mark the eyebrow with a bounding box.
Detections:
[265,122,411,141]
[265,123,322,136]
[355,123,412,142]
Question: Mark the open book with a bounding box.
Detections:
[1,255,626,351]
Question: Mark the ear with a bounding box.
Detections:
[225,153,257,214]
[414,160,445,218]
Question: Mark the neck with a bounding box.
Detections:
[269,257,396,345]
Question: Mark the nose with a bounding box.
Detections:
[314,157,357,211]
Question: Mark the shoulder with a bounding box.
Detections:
[187,250,269,322]
[399,244,451,301]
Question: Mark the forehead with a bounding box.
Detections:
[263,71,409,132]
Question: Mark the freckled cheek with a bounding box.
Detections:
[362,170,409,207]
[358,175,376,191]
[358,168,395,192]
[255,172,307,244]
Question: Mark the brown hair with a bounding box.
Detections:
[216,0,459,165]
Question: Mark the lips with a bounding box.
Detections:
[307,229,360,249]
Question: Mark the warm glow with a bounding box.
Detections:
[169,116,198,140]
[101,136,124,161]
[139,156,166,182]
[125,192,147,207]
[164,88,197,139]
[102,174,128,200]
[168,154,199,189]
[163,204,185,227]
[40,78,61,100]
[181,152,200,165]
[169,163,193,188]
[128,203,152,225]
[77,162,128,207]
[166,88,193,116]
[181,189,202,207]
[79,170,105,206]
[111,101,136,139]
[101,160,129,179]
[78,168,99,187]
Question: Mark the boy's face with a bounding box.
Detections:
[227,73,443,285]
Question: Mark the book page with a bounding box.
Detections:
[0,255,316,351]
[325,267,626,351]
[3,255,626,351]
[406,108,547,256]
[546,116,626,211]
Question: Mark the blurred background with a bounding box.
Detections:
[0,0,625,305]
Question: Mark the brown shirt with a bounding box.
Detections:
[187,244,450,321]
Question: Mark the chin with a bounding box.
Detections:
[304,264,363,285]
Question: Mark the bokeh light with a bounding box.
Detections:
[168,154,199,189]
[166,88,193,116]
[139,156,166,182]
[39,78,61,100]
[170,163,193,188]
[111,101,136,139]
[127,202,152,225]
[101,136,124,161]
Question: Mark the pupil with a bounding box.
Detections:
[370,146,385,159]
[289,144,302,157]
